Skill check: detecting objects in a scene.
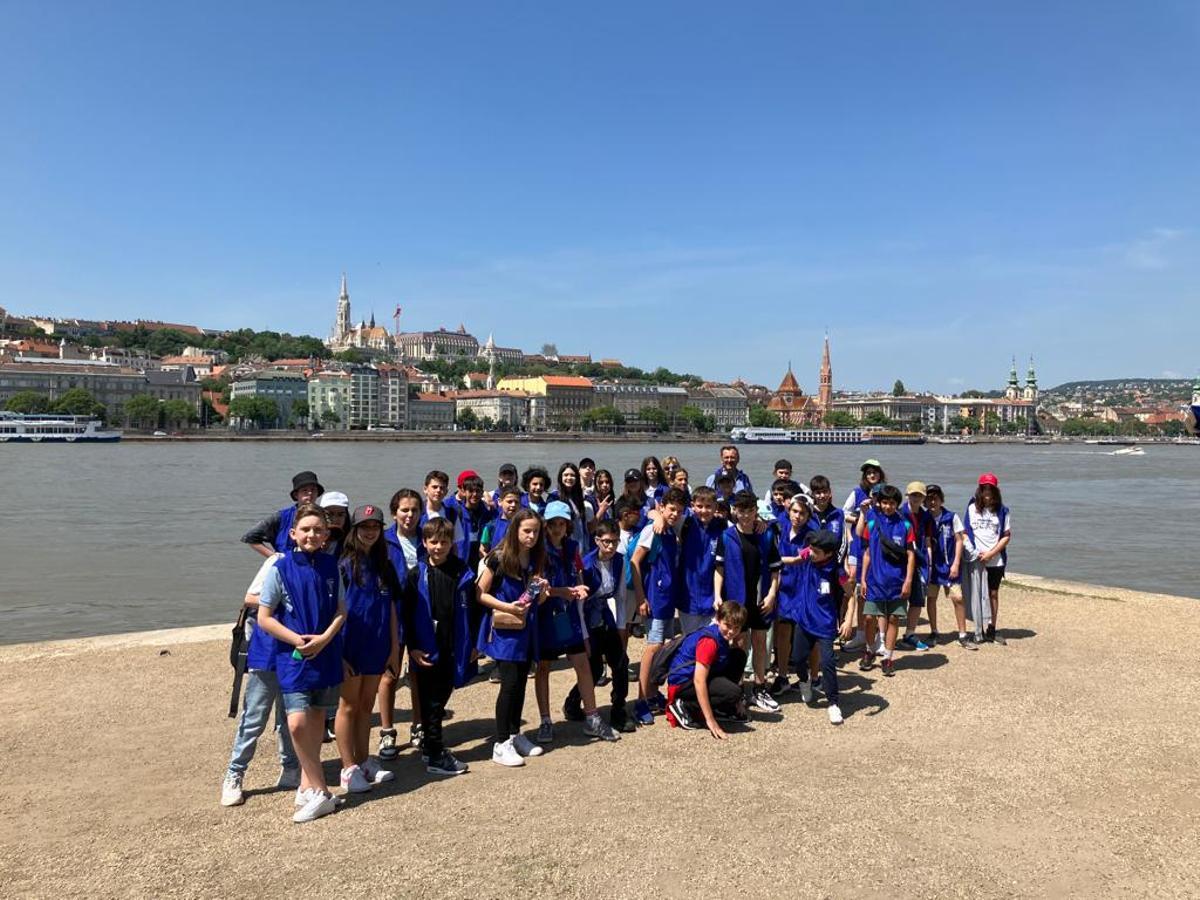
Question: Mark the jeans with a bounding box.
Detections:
[791,628,838,704]
[227,669,297,775]
[415,657,455,757]
[494,659,532,742]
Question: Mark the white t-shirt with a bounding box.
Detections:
[247,553,282,595]
[966,505,1011,568]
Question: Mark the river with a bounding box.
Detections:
[2,440,1193,643]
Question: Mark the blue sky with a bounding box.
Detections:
[2,2,1197,391]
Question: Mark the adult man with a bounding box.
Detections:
[704,445,754,495]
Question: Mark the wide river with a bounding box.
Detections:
[2,440,1193,643]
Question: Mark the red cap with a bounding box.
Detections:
[978,472,999,487]
[457,469,481,488]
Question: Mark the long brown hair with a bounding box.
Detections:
[494,508,545,579]
[973,484,1003,512]
[341,517,403,595]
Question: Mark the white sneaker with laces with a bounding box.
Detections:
[360,756,395,784]
[827,704,844,725]
[799,681,814,704]
[340,764,373,793]
[512,732,544,757]
[751,688,781,713]
[492,738,525,767]
[292,789,336,823]
[276,767,301,790]
[220,773,244,807]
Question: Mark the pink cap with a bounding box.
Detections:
[978,472,999,487]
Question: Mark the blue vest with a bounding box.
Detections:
[864,511,911,601]
[538,539,585,650]
[419,503,458,531]
[846,486,869,562]
[705,467,754,494]
[483,516,511,552]
[340,556,397,676]
[453,500,494,565]
[718,525,773,605]
[776,523,813,621]
[580,549,621,630]
[811,504,845,541]
[477,563,538,662]
[667,623,732,687]
[791,557,843,639]
[931,508,960,582]
[384,525,422,613]
[962,502,1010,566]
[272,505,297,553]
[680,514,726,616]
[408,560,479,688]
[272,550,343,691]
[643,526,682,619]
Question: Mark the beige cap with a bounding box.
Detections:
[905,481,927,496]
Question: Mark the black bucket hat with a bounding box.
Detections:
[290,470,325,500]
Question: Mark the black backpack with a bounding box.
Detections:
[647,633,690,687]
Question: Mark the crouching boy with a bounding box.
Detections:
[665,601,749,740]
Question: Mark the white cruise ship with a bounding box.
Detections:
[0,412,122,443]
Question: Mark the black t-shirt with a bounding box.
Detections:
[737,529,762,597]
[411,557,467,651]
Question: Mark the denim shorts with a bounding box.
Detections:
[646,616,673,644]
[282,685,341,714]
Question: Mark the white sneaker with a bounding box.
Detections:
[799,681,814,704]
[292,789,336,823]
[492,738,525,767]
[220,773,244,807]
[360,756,395,784]
[843,633,866,651]
[339,764,373,793]
[512,732,544,757]
[874,640,887,658]
[827,704,844,725]
[276,767,301,790]
[750,688,781,713]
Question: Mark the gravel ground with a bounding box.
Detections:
[1,576,1197,899]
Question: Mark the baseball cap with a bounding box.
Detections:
[290,470,324,499]
[318,491,350,510]
[350,503,385,527]
[544,500,573,522]
[623,467,643,483]
[499,463,518,477]
[806,529,840,553]
[457,469,481,488]
[861,459,882,471]
[978,472,999,487]
[906,481,927,496]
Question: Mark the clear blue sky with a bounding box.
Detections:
[2,2,1197,391]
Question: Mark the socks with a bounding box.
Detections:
[540,715,551,725]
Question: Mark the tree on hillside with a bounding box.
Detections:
[456,407,479,431]
[892,379,906,397]
[640,408,670,433]
[291,399,309,428]
[5,391,51,414]
[162,399,194,429]
[748,405,782,428]
[679,404,715,434]
[540,343,558,358]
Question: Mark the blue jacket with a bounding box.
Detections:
[931,508,962,583]
[679,513,726,616]
[717,525,775,607]
[272,505,297,553]
[639,525,683,620]
[406,560,479,688]
[476,561,539,663]
[271,550,343,692]
[538,538,586,651]
[864,511,913,601]
[776,522,813,620]
[705,467,754,494]
[339,556,398,676]
[785,556,843,639]
[580,548,622,631]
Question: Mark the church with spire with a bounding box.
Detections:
[1004,355,1039,404]
[325,273,394,354]
[766,334,835,426]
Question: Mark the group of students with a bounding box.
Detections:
[220,447,1013,823]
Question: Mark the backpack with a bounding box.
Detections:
[647,632,689,687]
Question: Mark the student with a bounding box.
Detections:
[678,486,726,636]
[784,530,847,725]
[489,463,519,508]
[962,473,1012,645]
[642,455,667,502]
[665,601,750,738]
[535,502,618,743]
[420,470,458,528]
[521,466,552,516]
[662,455,681,482]
[841,460,886,652]
[924,485,972,649]
[808,475,845,542]
[255,504,346,823]
[481,486,521,557]
[773,459,793,484]
[898,482,935,651]
[578,457,598,498]
[715,490,782,713]
[591,469,616,525]
[241,471,324,558]
[404,517,478,776]
[762,478,797,529]
[669,466,691,500]
[316,490,349,742]
[631,487,689,724]
[336,504,401,794]
[705,445,754,494]
[550,461,592,550]
[446,471,494,576]
[220,551,299,807]
[477,509,548,767]
[378,488,423,760]
[773,493,815,695]
[564,521,633,732]
[860,484,915,677]
[614,497,645,644]
[713,473,736,508]
[620,467,649,515]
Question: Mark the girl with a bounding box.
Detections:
[521,466,551,515]
[550,462,592,550]
[592,469,616,525]
[337,505,401,793]
[378,488,423,760]
[774,494,815,695]
[481,486,522,558]
[255,504,346,823]
[661,455,681,483]
[477,509,548,767]
[534,502,619,743]
[962,473,1012,645]
[642,455,667,503]
[924,485,971,649]
[841,459,886,652]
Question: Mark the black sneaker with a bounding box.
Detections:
[984,624,996,643]
[927,630,939,646]
[610,707,637,734]
[410,723,424,750]
[881,658,895,677]
[378,728,399,760]
[992,629,1007,646]
[957,635,979,650]
[668,698,697,730]
[426,750,468,776]
[596,667,611,687]
[767,674,791,697]
[859,651,874,671]
[562,700,586,722]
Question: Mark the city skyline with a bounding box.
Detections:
[2,3,1196,390]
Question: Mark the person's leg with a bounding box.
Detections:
[335,675,362,769]
[817,636,838,705]
[750,629,768,686]
[267,671,298,771]
[417,662,449,758]
[704,675,744,715]
[534,659,552,719]
[792,627,815,684]
[773,622,793,685]
[884,613,899,657]
[287,706,327,793]
[637,638,660,702]
[408,651,423,727]
[950,585,967,634]
[926,582,940,635]
[568,650,599,714]
[495,661,518,743]
[505,660,532,737]
[227,671,274,775]
[604,629,630,712]
[377,669,397,730]
[355,675,382,764]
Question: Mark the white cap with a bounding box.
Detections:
[318,491,349,510]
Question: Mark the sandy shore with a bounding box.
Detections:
[1,576,1197,899]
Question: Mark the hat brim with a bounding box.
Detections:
[291,481,325,500]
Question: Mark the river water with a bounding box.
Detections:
[2,440,1193,643]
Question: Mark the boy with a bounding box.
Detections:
[489,463,519,507]
[713,473,736,507]
[761,478,797,528]
[565,521,633,732]
[899,481,935,650]
[665,601,750,738]
[773,459,793,483]
[787,530,847,725]
[808,475,845,542]
[859,484,915,677]
[481,486,521,557]
[578,457,598,498]
[379,488,423,758]
[715,491,782,713]
[630,487,689,725]
[521,466,551,515]
[678,486,726,635]
[403,518,478,776]
[420,470,458,528]
[924,484,971,648]
[447,470,494,575]
[614,497,645,643]
[241,470,324,557]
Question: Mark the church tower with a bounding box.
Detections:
[1023,356,1038,403]
[484,332,497,390]
[818,333,833,415]
[1005,357,1020,401]
[331,272,351,346]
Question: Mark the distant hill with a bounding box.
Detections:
[1045,378,1192,393]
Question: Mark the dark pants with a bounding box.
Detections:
[414,657,455,757]
[791,627,838,704]
[564,625,629,721]
[494,658,531,742]
[675,647,748,720]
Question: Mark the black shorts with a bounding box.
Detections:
[539,642,587,662]
[743,600,771,632]
[986,566,1006,592]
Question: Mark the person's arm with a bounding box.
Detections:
[241,511,284,558]
[476,564,528,619]
[861,547,872,597]
[712,563,724,612]
[630,543,650,615]
[902,548,915,599]
[762,569,781,614]
[693,659,728,740]
[255,567,333,655]
[950,531,964,581]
